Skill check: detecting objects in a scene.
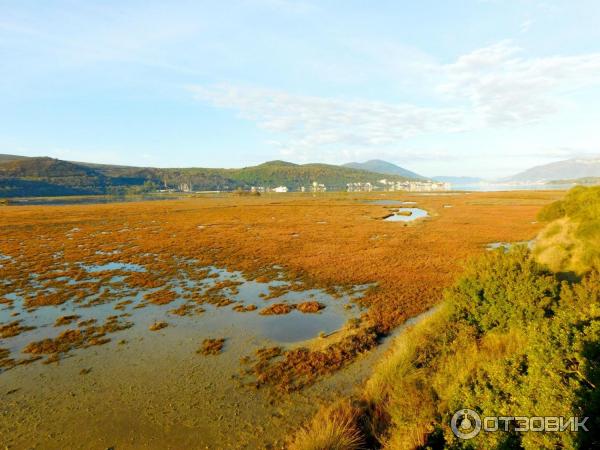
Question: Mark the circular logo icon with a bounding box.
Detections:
[451,409,482,440]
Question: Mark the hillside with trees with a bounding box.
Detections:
[0,156,416,197]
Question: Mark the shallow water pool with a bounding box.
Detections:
[384,207,429,222]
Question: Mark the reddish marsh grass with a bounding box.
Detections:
[0,191,562,382]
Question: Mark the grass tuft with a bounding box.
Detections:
[289,400,365,450]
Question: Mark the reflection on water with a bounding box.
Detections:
[0,253,10,269]
[384,207,429,222]
[5,195,183,206]
[486,240,534,251]
[0,245,374,448]
[1,262,365,362]
[367,200,417,205]
[259,303,348,342]
[81,262,147,272]
[450,183,570,192]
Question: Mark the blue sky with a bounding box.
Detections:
[1,0,600,177]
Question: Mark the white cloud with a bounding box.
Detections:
[439,40,600,126]
[190,84,466,161]
[190,41,600,162]
[519,146,600,161]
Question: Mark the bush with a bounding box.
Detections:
[361,249,600,449]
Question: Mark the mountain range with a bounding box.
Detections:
[342,159,426,179]
[3,153,600,198]
[0,156,419,197]
[502,156,600,183]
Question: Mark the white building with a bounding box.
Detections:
[346,182,373,192]
[311,181,327,192]
[377,179,450,192]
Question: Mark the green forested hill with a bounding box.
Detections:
[224,161,408,188]
[0,156,415,197]
[0,154,29,163]
[0,157,109,196]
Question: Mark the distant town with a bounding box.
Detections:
[166,179,450,194]
[346,179,450,192]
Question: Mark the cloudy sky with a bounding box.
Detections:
[2,0,600,177]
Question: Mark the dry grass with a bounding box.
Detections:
[534,217,586,273]
[288,400,364,450]
[362,304,529,449]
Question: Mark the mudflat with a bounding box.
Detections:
[0,191,562,448]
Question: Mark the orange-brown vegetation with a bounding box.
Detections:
[198,338,225,355]
[143,289,177,305]
[247,327,379,392]
[0,348,14,369]
[169,303,201,316]
[77,318,97,327]
[259,303,295,315]
[232,304,258,312]
[149,321,168,331]
[0,191,562,381]
[0,320,35,338]
[54,315,81,326]
[22,316,132,363]
[296,301,325,313]
[195,293,235,307]
[114,300,132,311]
[205,279,242,296]
[255,346,283,360]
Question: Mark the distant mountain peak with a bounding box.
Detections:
[258,160,298,167]
[342,160,425,180]
[503,155,600,183]
[363,159,392,164]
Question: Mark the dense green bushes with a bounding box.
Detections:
[537,185,600,223]
[362,248,600,449]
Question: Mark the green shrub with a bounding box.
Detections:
[365,249,600,449]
